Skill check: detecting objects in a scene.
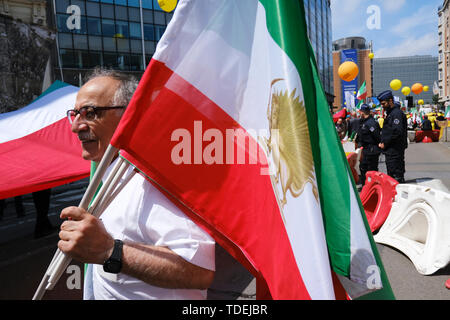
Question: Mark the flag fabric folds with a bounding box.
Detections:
[111,0,394,299]
[0,81,90,199]
[356,81,367,101]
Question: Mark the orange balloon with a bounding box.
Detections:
[411,83,423,95]
[338,61,359,82]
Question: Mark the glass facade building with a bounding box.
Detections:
[373,55,438,104]
[52,0,173,83]
[51,0,333,93]
[303,0,333,102]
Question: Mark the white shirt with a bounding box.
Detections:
[89,158,215,300]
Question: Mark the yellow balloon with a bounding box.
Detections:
[157,0,177,12]
[418,99,424,105]
[423,85,429,92]
[338,61,359,82]
[368,52,374,59]
[401,86,411,95]
[390,79,402,91]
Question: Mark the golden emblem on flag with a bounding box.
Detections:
[264,78,318,209]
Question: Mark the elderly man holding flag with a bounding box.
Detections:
[58,68,215,299]
[36,0,394,300]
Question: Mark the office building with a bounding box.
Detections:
[303,0,333,105]
[51,0,174,84]
[332,37,373,110]
[438,1,450,104]
[373,55,438,105]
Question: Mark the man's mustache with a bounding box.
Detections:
[78,132,96,141]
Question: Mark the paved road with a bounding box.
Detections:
[0,140,449,300]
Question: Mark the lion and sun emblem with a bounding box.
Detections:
[259,78,318,218]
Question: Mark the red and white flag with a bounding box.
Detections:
[0,81,90,199]
[111,0,393,300]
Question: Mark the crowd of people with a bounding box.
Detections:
[334,90,414,186]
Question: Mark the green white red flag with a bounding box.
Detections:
[357,81,367,101]
[111,0,394,300]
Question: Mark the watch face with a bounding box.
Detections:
[104,260,122,274]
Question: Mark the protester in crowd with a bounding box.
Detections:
[347,111,360,141]
[355,104,381,186]
[33,189,55,238]
[421,115,432,132]
[335,117,347,140]
[0,196,24,221]
[0,190,55,239]
[377,91,408,183]
[58,68,215,299]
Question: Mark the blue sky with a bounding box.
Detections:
[330,0,442,58]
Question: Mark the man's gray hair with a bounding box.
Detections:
[85,67,139,107]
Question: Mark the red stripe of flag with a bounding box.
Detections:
[112,59,311,299]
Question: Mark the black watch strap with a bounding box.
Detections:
[103,239,123,274]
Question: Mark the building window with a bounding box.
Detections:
[155,25,166,40]
[130,39,142,53]
[86,2,100,17]
[60,49,76,68]
[101,4,114,19]
[88,36,103,51]
[117,38,130,53]
[115,5,128,20]
[128,0,140,7]
[103,52,119,68]
[102,19,115,37]
[130,54,144,71]
[142,0,153,9]
[128,7,140,22]
[103,37,116,51]
[87,17,102,35]
[115,20,129,38]
[130,22,142,39]
[57,14,71,33]
[143,24,155,41]
[56,0,70,14]
[73,34,88,50]
[85,51,102,68]
[59,33,73,49]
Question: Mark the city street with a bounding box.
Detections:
[0,138,449,300]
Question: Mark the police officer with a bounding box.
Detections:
[356,104,381,186]
[377,90,408,183]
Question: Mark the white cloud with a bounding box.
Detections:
[390,5,437,35]
[381,0,406,13]
[331,0,370,39]
[330,0,365,27]
[375,32,438,58]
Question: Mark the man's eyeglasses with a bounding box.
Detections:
[67,106,126,124]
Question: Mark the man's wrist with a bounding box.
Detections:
[103,239,124,274]
[102,238,116,263]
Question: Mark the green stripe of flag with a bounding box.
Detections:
[258,0,394,299]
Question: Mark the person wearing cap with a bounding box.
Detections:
[377,90,408,183]
[355,104,381,186]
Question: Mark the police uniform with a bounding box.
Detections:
[377,90,408,183]
[356,104,381,185]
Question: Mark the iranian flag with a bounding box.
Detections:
[110,0,394,299]
[0,81,90,199]
[357,81,367,101]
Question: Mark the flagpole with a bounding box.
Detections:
[32,145,120,300]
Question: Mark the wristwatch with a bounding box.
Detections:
[103,239,123,274]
